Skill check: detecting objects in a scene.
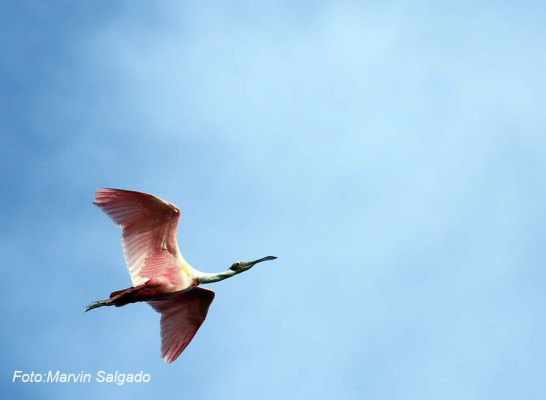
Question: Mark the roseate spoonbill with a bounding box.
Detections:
[86,188,277,363]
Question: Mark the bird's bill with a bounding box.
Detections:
[243,256,277,268]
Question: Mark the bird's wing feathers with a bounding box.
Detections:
[94,188,184,286]
[148,287,215,363]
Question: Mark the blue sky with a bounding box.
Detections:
[1,1,545,399]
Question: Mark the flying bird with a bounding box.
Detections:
[86,188,277,363]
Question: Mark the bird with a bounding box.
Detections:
[86,188,277,363]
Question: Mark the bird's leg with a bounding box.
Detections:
[85,298,114,312]
[85,283,164,312]
[85,285,143,312]
[85,286,140,312]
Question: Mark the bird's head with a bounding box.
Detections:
[229,256,277,272]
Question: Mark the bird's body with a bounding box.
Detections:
[87,188,276,363]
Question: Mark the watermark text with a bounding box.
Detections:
[12,370,151,386]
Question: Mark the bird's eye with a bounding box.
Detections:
[230,262,242,271]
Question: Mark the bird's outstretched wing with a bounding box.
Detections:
[148,287,215,363]
[93,188,185,286]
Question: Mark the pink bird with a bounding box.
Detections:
[86,188,276,363]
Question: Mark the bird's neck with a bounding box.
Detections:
[195,269,238,284]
